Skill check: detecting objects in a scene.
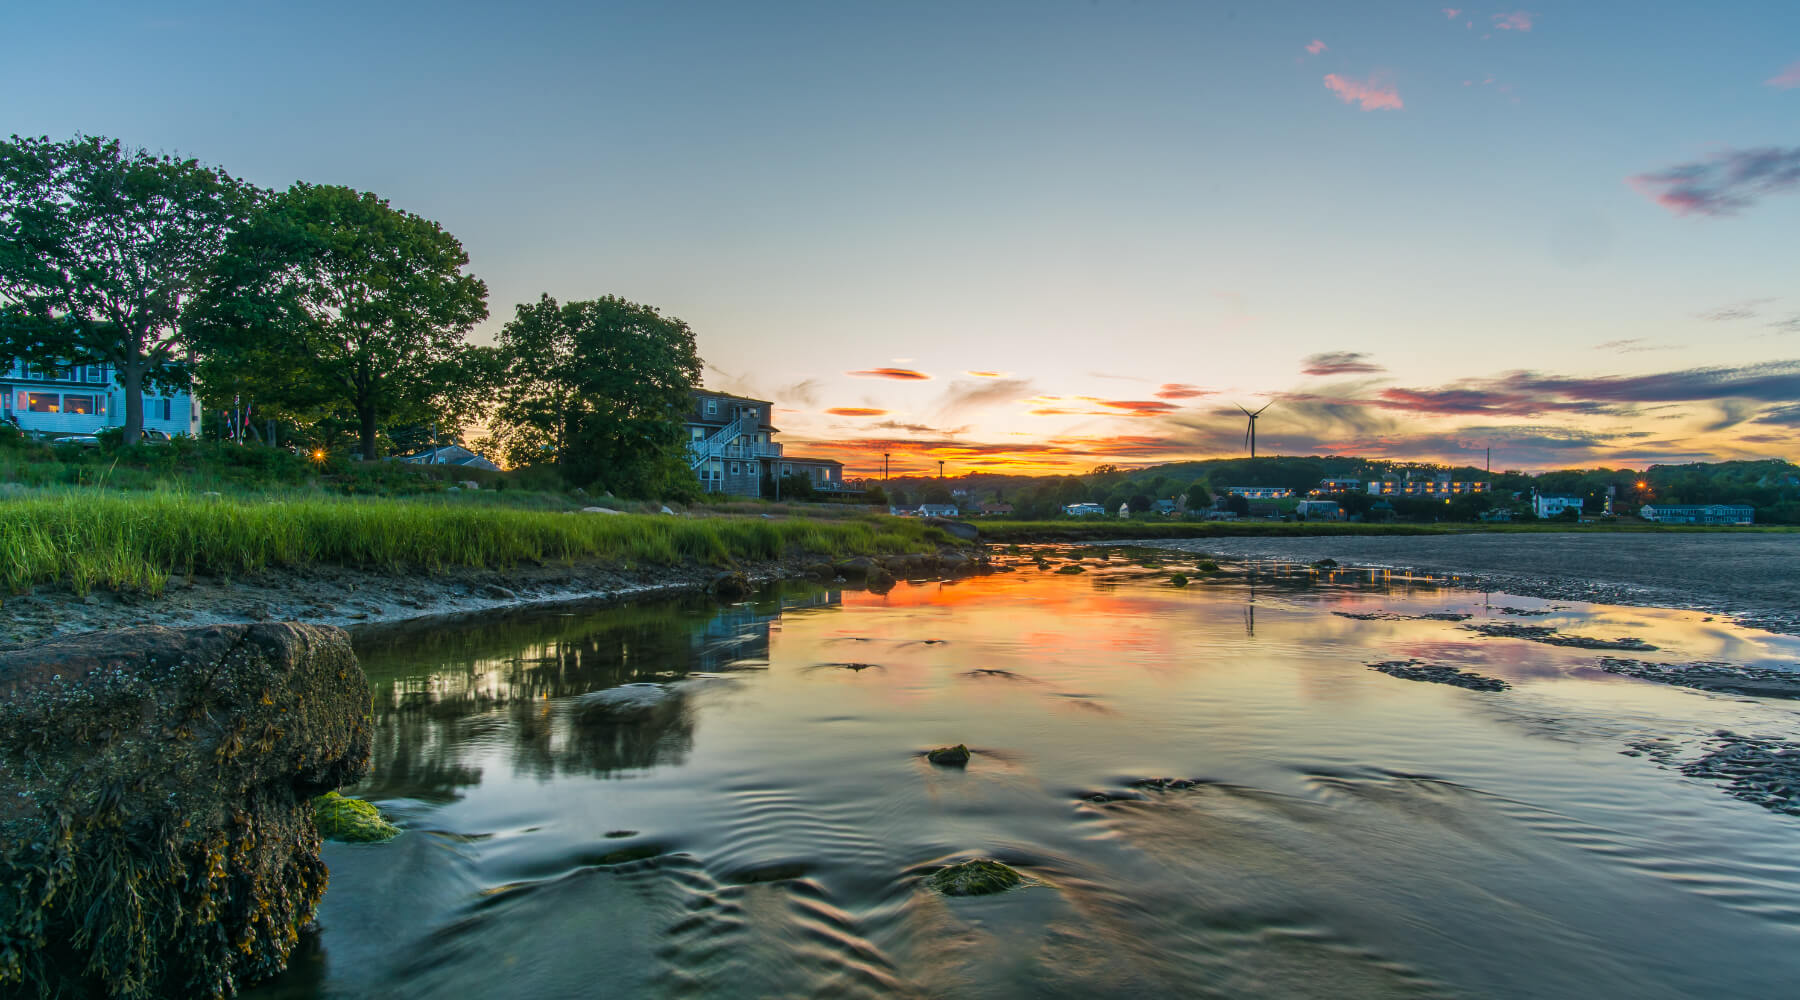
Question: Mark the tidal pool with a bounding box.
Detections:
[250,557,1800,999]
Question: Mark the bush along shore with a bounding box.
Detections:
[0,494,981,645]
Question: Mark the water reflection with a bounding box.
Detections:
[252,562,1800,1000]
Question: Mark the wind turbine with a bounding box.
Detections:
[1236,402,1271,458]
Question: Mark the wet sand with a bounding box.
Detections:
[1123,532,1800,634]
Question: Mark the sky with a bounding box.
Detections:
[8,1,1800,476]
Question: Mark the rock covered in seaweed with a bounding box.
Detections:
[925,858,1026,896]
[0,623,373,999]
[927,744,972,766]
[314,791,402,843]
[1368,659,1510,691]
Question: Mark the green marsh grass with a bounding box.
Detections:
[0,491,948,596]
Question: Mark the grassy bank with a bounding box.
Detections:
[0,492,950,596]
[975,519,1800,542]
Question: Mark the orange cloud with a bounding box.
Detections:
[847,368,931,380]
[1305,39,1327,55]
[826,407,888,417]
[1768,61,1800,90]
[966,370,1006,377]
[1324,72,1403,110]
[1097,400,1179,416]
[1154,383,1210,399]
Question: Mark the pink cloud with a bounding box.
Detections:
[1305,39,1327,55]
[1767,61,1800,90]
[1442,7,1461,17]
[1323,72,1404,111]
[1492,11,1534,31]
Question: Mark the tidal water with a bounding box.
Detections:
[251,554,1800,999]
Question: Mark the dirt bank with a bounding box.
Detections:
[1121,532,1800,634]
[0,547,978,649]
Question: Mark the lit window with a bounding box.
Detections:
[63,395,96,415]
[27,392,59,413]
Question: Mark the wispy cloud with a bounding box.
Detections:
[1305,39,1327,55]
[936,377,1037,417]
[1492,11,1534,31]
[1323,72,1403,111]
[1594,338,1676,353]
[965,370,1006,377]
[1767,61,1800,90]
[847,367,932,380]
[1630,146,1800,216]
[1301,351,1386,376]
[1442,7,1462,18]
[1097,400,1179,416]
[1154,383,1210,400]
[1769,315,1800,334]
[776,377,823,407]
[1698,300,1771,321]
[826,407,887,417]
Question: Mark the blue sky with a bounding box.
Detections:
[9,1,1800,473]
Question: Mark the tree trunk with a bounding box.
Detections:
[119,360,145,446]
[359,405,378,461]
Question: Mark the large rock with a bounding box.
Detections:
[0,623,373,999]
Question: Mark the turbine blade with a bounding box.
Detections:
[1235,403,1251,416]
[1253,403,1272,416]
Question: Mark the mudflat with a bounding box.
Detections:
[1129,532,1800,633]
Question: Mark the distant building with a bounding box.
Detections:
[396,444,500,471]
[1367,473,1490,497]
[1640,504,1753,526]
[1,359,200,438]
[1226,486,1294,499]
[917,503,959,518]
[1246,501,1285,518]
[1063,502,1107,517]
[1151,499,1179,515]
[1478,508,1514,522]
[1295,499,1343,520]
[685,390,846,497]
[978,501,1015,516]
[1315,478,1363,494]
[1533,495,1583,519]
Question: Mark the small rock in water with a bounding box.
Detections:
[1368,659,1510,692]
[574,683,677,722]
[925,858,1025,896]
[927,744,971,766]
[1169,574,1189,587]
[1462,622,1657,651]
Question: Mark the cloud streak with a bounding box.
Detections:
[1630,146,1800,216]
[937,377,1037,417]
[1767,61,1800,90]
[826,407,887,417]
[847,367,932,380]
[1154,383,1210,400]
[1301,351,1385,376]
[1324,72,1403,110]
[1492,11,1534,31]
[1305,39,1327,55]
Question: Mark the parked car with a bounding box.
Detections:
[52,434,100,448]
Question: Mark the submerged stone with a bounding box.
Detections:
[1197,560,1221,572]
[926,858,1026,896]
[314,791,401,843]
[1169,574,1190,587]
[574,683,678,722]
[1055,564,1086,574]
[927,744,971,766]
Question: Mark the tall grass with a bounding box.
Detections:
[0,492,948,596]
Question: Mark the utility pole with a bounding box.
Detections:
[884,453,889,481]
[1486,446,1490,474]
[938,460,945,479]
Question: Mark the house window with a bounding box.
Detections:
[63,394,97,415]
[152,398,170,420]
[782,464,792,476]
[27,392,59,413]
[705,399,718,415]
[84,366,104,383]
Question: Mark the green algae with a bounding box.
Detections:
[313,792,401,844]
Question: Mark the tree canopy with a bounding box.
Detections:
[189,183,488,459]
[487,294,701,496]
[0,134,256,441]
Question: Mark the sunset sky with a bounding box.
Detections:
[10,1,1800,475]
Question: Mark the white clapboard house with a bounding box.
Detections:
[1,360,200,438]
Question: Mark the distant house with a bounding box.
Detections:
[1246,501,1285,518]
[1063,502,1107,517]
[1315,478,1362,494]
[1295,499,1342,520]
[1,359,199,438]
[1367,474,1490,497]
[978,501,1014,516]
[1226,486,1294,499]
[1640,503,1753,526]
[1151,499,1179,515]
[685,389,846,497]
[917,503,959,518]
[396,444,500,471]
[1533,495,1583,519]
[1478,508,1514,522]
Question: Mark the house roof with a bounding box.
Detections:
[782,455,843,467]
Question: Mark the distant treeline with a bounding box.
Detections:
[883,457,1800,524]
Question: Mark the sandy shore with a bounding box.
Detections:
[1121,532,1800,634]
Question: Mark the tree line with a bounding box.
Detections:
[0,135,702,497]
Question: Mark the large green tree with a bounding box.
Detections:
[490,294,701,495]
[191,184,488,459]
[0,135,256,442]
